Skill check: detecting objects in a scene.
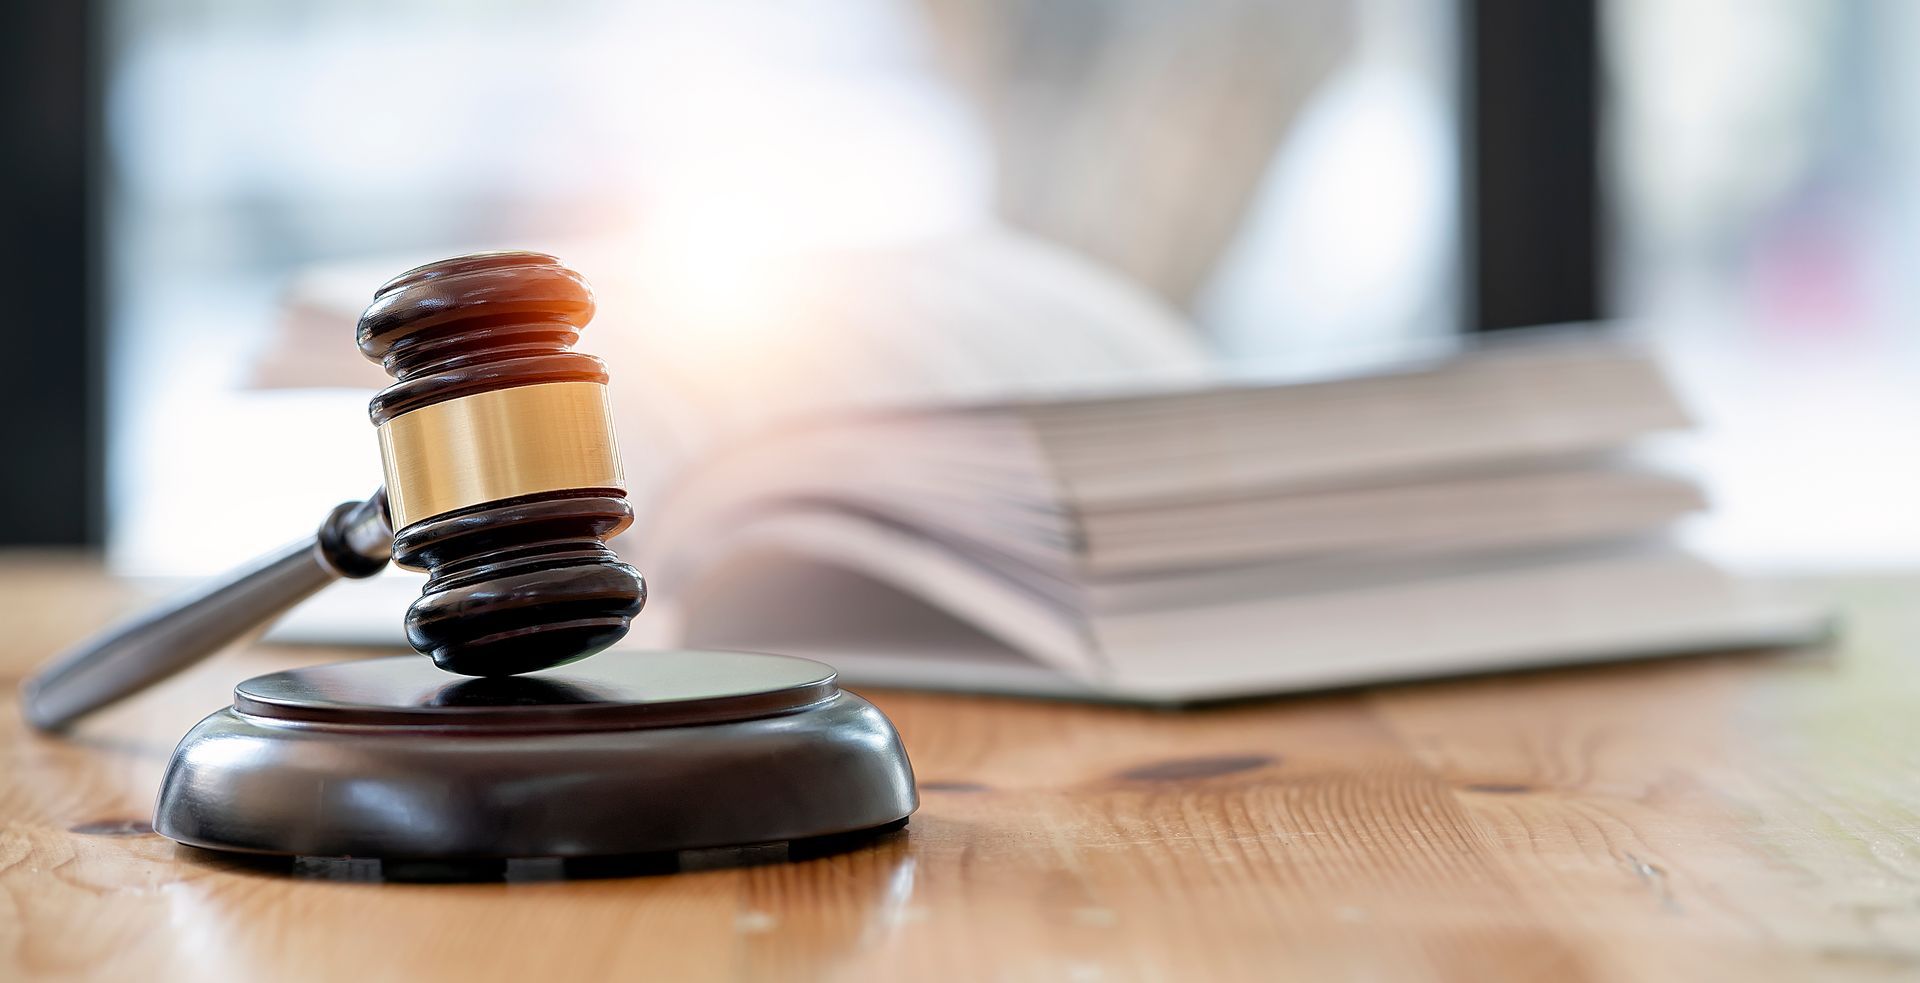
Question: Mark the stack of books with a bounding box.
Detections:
[637,340,1823,700]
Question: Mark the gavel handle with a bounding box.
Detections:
[21,492,394,733]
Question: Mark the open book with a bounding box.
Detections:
[265,232,1827,702]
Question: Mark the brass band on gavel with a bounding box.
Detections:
[378,379,626,535]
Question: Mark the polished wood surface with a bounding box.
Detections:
[2,554,1915,981]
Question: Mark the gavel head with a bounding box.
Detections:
[357,251,645,676]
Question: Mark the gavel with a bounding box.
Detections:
[23,251,647,731]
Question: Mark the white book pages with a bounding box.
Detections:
[639,344,1697,590]
[1070,460,1703,574]
[1088,546,1829,701]
[1029,343,1690,506]
[646,450,1704,583]
[634,412,1071,576]
[657,510,1100,678]
[264,569,419,647]
[628,534,1827,704]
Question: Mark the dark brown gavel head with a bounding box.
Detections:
[357,251,645,676]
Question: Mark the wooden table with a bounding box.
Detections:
[2,554,1916,981]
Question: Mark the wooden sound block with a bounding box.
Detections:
[153,651,917,861]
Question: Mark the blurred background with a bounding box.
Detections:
[2,0,1917,576]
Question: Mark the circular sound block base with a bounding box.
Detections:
[154,651,917,860]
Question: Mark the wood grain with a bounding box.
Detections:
[1,554,1916,982]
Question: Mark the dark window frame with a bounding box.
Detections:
[1460,0,1603,332]
[0,0,105,545]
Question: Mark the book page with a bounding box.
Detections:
[1090,546,1829,701]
